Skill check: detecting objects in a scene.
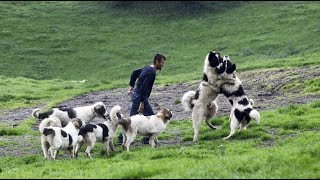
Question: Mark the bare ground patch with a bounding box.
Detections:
[0,65,319,156]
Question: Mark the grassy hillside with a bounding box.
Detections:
[0,1,319,82]
[0,2,320,179]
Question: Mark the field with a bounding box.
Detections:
[0,1,319,178]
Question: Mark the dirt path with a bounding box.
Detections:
[0,65,319,157]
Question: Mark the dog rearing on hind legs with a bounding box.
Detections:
[181,51,237,142]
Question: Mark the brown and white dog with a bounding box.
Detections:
[39,118,83,160]
[112,106,173,151]
[181,51,237,142]
[32,102,109,127]
[75,105,120,158]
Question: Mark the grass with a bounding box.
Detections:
[1,1,320,82]
[1,1,320,179]
[0,100,320,178]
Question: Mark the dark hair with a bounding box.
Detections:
[153,53,166,64]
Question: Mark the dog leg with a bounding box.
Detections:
[122,131,127,147]
[125,133,136,152]
[75,141,84,158]
[109,140,115,151]
[149,135,156,148]
[48,147,55,160]
[105,139,110,155]
[85,144,94,158]
[223,119,239,140]
[68,148,74,159]
[41,140,50,160]
[154,137,159,146]
[192,105,204,142]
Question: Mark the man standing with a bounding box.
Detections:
[118,53,167,144]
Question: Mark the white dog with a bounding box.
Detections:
[219,56,260,139]
[39,117,83,160]
[32,102,109,127]
[75,105,120,158]
[113,106,173,151]
[181,51,237,142]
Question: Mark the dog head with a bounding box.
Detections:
[93,102,110,120]
[71,118,83,129]
[157,108,173,123]
[217,55,237,77]
[206,51,223,68]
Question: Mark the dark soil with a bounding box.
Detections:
[0,65,319,157]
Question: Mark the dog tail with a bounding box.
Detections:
[181,90,196,111]
[32,108,40,119]
[110,105,122,123]
[249,109,260,124]
[39,117,61,133]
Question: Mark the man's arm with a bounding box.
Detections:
[128,68,143,92]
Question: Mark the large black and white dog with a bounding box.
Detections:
[75,105,120,158]
[181,51,237,142]
[32,102,110,127]
[219,56,260,139]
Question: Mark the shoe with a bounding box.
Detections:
[142,137,149,144]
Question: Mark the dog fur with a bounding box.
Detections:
[219,56,260,139]
[113,107,173,151]
[39,118,83,160]
[181,51,237,142]
[75,105,120,158]
[32,102,109,127]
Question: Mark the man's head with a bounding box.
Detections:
[153,53,166,70]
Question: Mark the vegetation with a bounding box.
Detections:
[0,100,320,178]
[0,1,319,178]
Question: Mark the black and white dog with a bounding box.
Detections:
[75,105,120,158]
[219,56,260,139]
[32,102,109,127]
[181,51,237,142]
[39,117,83,160]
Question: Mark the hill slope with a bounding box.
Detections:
[0,1,319,82]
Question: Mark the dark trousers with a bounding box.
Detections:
[118,91,154,143]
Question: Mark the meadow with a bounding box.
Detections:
[0,1,319,178]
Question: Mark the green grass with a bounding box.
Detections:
[0,100,320,178]
[0,1,319,111]
[1,1,320,82]
[1,1,320,178]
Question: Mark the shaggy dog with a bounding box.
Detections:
[181,51,237,142]
[75,105,120,158]
[219,56,260,139]
[32,102,109,127]
[113,106,173,151]
[39,118,83,160]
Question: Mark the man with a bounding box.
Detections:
[118,53,167,145]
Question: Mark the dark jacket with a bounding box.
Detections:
[129,65,156,102]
